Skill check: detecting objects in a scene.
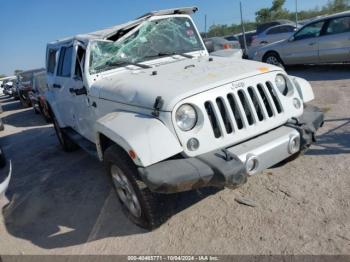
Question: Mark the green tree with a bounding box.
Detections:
[207,22,256,37]
[0,74,7,79]
[256,0,289,23]
[327,0,350,12]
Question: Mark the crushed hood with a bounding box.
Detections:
[93,56,282,111]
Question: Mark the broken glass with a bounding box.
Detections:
[89,17,204,74]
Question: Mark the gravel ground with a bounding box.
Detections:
[0,65,349,255]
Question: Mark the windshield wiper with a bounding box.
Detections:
[106,60,152,69]
[145,52,194,60]
[94,60,151,72]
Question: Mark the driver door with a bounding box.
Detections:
[282,20,325,65]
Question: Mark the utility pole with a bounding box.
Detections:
[295,0,298,27]
[204,14,208,38]
[240,1,248,58]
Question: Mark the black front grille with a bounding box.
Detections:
[204,82,283,138]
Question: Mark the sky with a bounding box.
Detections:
[0,0,330,75]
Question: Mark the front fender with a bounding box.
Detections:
[291,76,315,103]
[95,112,183,167]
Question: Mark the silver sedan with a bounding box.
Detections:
[251,11,350,67]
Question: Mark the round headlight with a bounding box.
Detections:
[275,74,288,95]
[175,104,197,131]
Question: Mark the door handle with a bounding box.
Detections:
[309,42,316,46]
[53,84,61,89]
[69,86,87,96]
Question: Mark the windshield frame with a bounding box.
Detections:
[86,14,207,77]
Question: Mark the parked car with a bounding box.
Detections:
[234,30,257,47]
[46,6,323,230]
[210,49,243,60]
[204,37,241,52]
[17,68,45,108]
[1,76,16,97]
[224,35,239,42]
[252,11,350,66]
[256,20,294,34]
[3,81,13,96]
[204,37,242,59]
[29,70,51,122]
[251,24,299,48]
[11,78,20,100]
[4,81,18,99]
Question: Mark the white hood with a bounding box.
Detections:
[93,56,282,111]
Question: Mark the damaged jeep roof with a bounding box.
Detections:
[48,7,198,46]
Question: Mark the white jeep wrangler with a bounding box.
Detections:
[46,7,324,229]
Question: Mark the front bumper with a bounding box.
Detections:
[139,105,324,194]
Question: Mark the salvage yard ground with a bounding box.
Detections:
[0,65,349,255]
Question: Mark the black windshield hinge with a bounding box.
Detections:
[152,96,164,117]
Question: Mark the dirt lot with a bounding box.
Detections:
[0,65,349,255]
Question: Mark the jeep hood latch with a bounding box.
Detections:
[152,96,164,117]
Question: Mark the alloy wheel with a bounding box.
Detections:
[111,165,142,218]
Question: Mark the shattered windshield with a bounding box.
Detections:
[89,17,204,74]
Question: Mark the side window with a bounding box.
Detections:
[47,49,57,74]
[294,21,325,41]
[74,46,86,80]
[266,27,281,35]
[268,26,296,35]
[325,16,350,35]
[225,36,238,41]
[280,25,296,33]
[57,46,73,77]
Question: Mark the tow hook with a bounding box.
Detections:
[221,149,234,161]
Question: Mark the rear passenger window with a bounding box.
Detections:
[267,27,281,35]
[47,49,56,74]
[280,25,296,33]
[326,16,350,35]
[267,25,295,35]
[57,46,73,77]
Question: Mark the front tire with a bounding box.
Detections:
[104,145,160,230]
[263,52,284,69]
[52,114,78,152]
